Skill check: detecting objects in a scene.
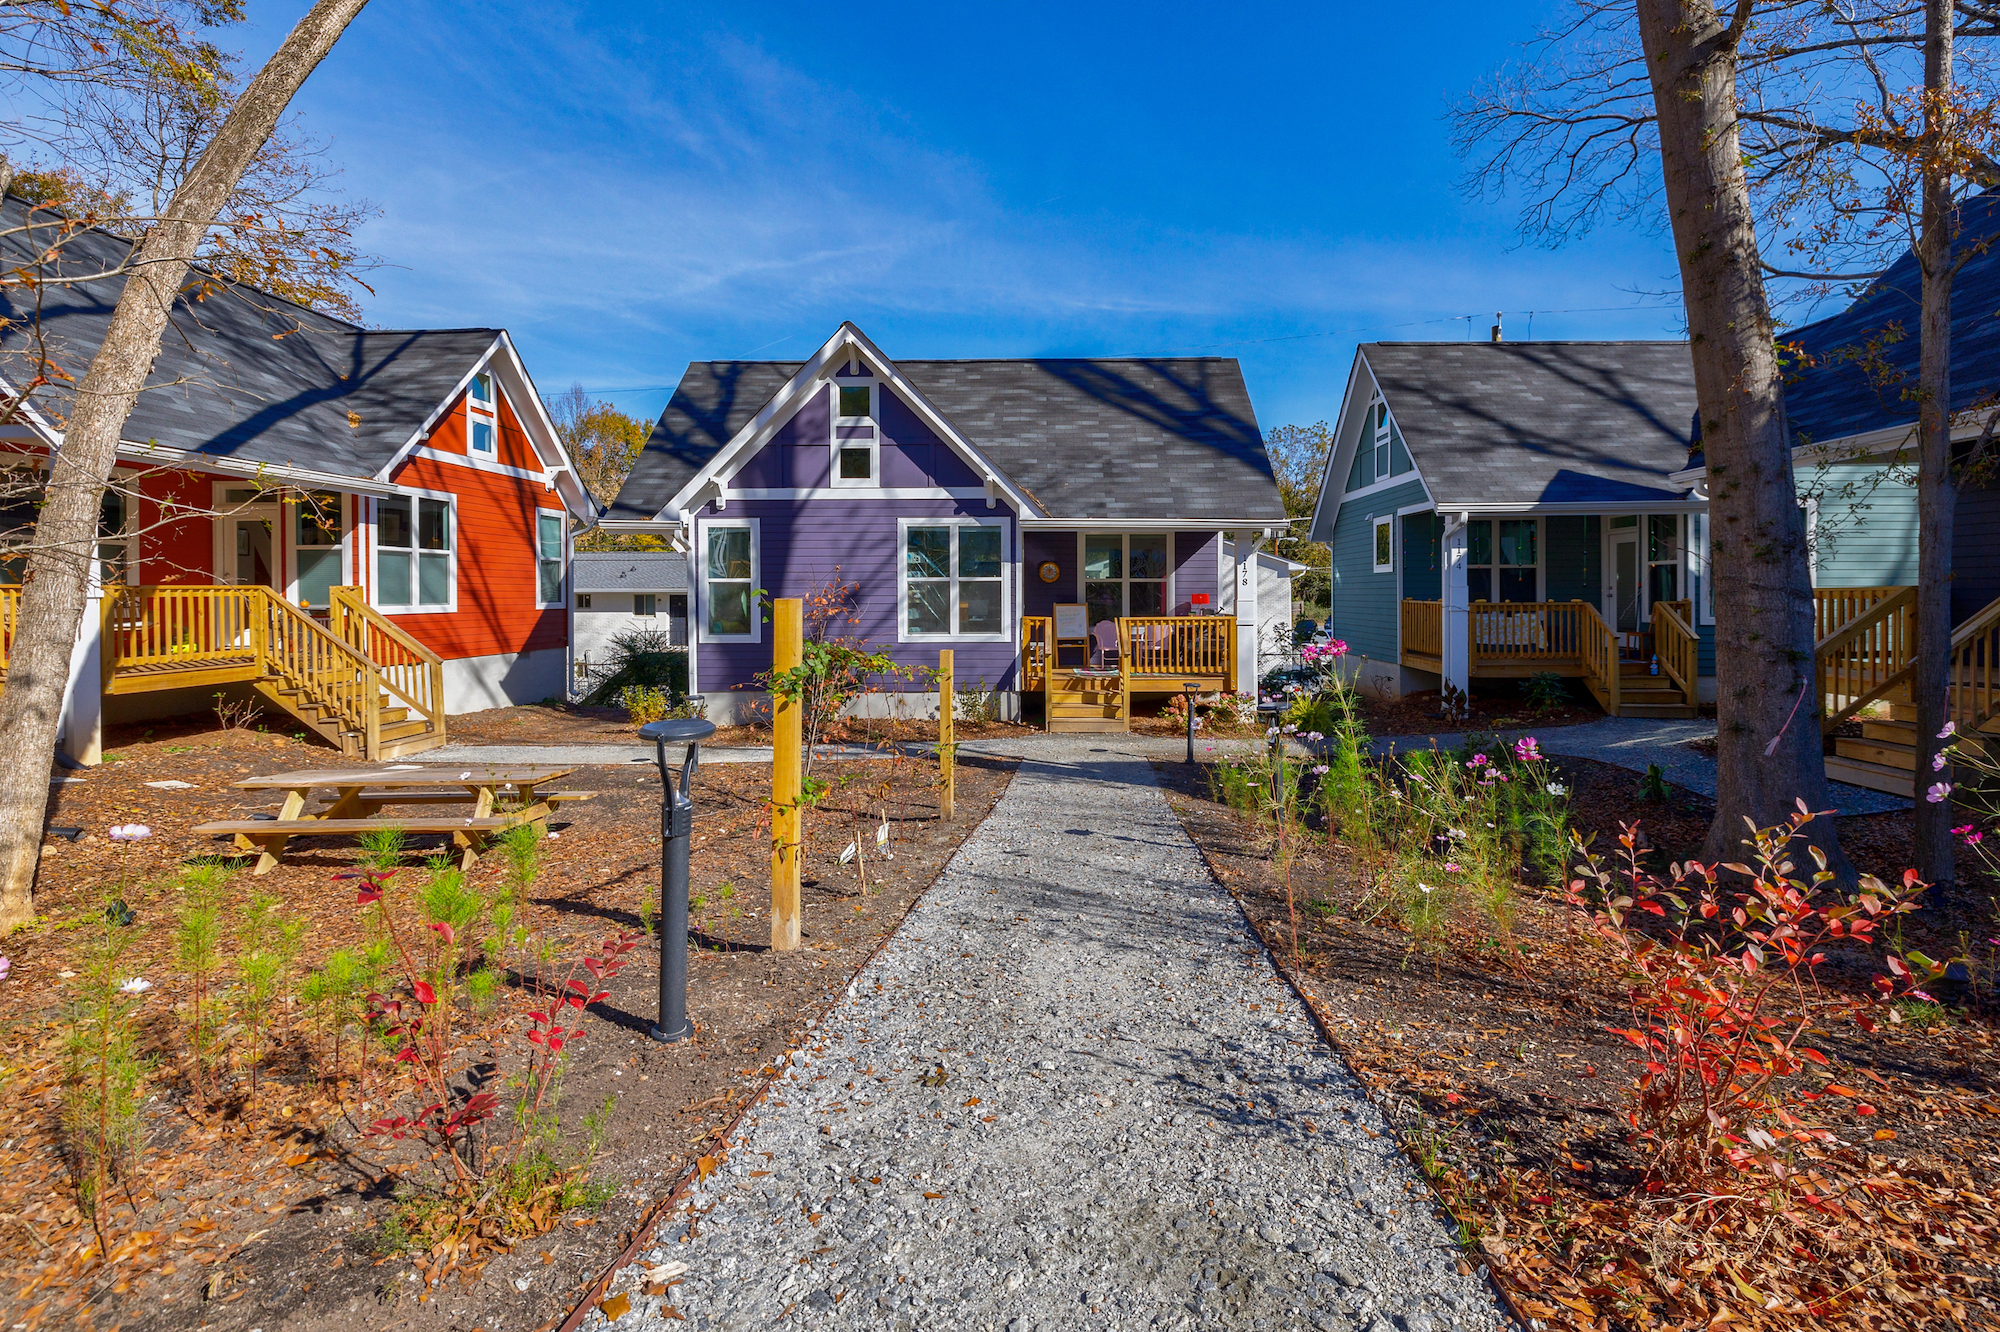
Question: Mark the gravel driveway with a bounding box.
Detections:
[589,740,1510,1332]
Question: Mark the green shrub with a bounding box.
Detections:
[584,627,686,705]
[1523,671,1569,713]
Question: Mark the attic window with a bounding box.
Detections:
[833,381,877,486]
[838,386,871,419]
[1373,402,1392,479]
[468,371,496,455]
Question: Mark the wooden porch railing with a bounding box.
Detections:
[1946,594,2000,738]
[1577,600,1622,716]
[329,586,445,735]
[1402,600,1441,661]
[0,584,14,665]
[100,583,261,678]
[1119,615,1235,691]
[1651,598,1698,705]
[1469,600,1588,664]
[1815,586,1907,643]
[1021,615,1052,692]
[1816,585,1917,732]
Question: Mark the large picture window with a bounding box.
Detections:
[902,520,1007,639]
[1082,533,1168,626]
[536,511,564,605]
[294,490,344,607]
[1467,518,1538,603]
[702,521,757,640]
[376,495,453,610]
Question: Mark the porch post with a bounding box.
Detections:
[59,577,105,767]
[1441,513,1470,699]
[1231,528,1262,696]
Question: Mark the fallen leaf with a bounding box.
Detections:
[599,1291,631,1320]
[923,1191,943,1200]
[1875,1129,1898,1141]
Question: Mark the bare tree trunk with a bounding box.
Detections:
[1913,0,1958,892]
[1634,0,1850,876]
[0,0,370,933]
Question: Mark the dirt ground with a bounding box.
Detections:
[1,715,1016,1332]
[447,699,1040,749]
[1357,678,1616,736]
[1152,751,2000,1332]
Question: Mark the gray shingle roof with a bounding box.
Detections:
[607,356,1285,523]
[1362,341,1699,507]
[1782,191,2000,449]
[573,552,687,592]
[0,196,500,478]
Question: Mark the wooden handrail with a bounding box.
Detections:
[1815,586,1909,643]
[1020,616,1052,691]
[1651,599,1699,705]
[1946,593,2000,738]
[1576,600,1622,716]
[329,586,445,730]
[1815,585,1918,733]
[1117,615,1236,693]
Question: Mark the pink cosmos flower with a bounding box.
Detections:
[1934,753,1949,771]
[1513,737,1543,762]
[1467,753,1490,769]
[1927,782,1953,804]
[109,824,151,841]
[1940,721,1957,739]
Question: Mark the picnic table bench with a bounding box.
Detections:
[192,763,595,875]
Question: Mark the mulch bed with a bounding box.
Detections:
[1152,750,2000,1332]
[1,715,1015,1332]
[1359,680,1614,736]
[447,700,1039,749]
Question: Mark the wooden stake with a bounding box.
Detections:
[771,598,803,951]
[939,648,955,821]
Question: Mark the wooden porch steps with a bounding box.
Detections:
[1615,663,1699,719]
[1046,679,1128,734]
[1827,694,1999,798]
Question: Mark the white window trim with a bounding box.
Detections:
[830,380,879,488]
[371,488,458,614]
[1691,511,1712,625]
[1372,398,1392,480]
[899,516,1012,643]
[634,593,657,618]
[1467,516,1543,603]
[1075,531,1178,619]
[468,369,498,456]
[287,490,349,608]
[696,516,760,644]
[534,509,566,609]
[1371,515,1395,573]
[210,481,284,593]
[577,593,593,610]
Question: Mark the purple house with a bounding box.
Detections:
[600,324,1287,728]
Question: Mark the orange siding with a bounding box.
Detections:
[425,384,543,472]
[387,451,565,660]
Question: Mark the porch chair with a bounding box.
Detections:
[1089,620,1122,669]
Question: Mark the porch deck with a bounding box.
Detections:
[1021,615,1236,732]
[0,584,448,759]
[1399,598,1699,718]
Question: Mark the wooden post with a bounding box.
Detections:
[771,598,803,951]
[939,648,955,821]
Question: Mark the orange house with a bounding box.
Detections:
[0,198,595,763]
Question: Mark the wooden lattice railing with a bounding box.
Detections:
[1119,616,1235,691]
[1652,599,1698,705]
[1816,585,1917,732]
[1814,586,1907,643]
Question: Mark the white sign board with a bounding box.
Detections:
[1053,603,1088,640]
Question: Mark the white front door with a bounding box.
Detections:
[1608,527,1642,633]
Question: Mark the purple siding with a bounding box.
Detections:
[692,497,1020,695]
[726,383,985,492]
[1174,530,1219,613]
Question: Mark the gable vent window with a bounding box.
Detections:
[833,382,877,486]
[468,371,497,455]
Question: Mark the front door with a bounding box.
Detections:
[1611,529,1641,633]
[229,515,279,590]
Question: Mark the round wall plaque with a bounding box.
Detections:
[1037,561,1061,583]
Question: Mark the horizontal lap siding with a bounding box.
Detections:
[1956,479,2000,624]
[389,454,566,660]
[1543,515,1600,609]
[1330,480,1428,662]
[134,467,227,583]
[1174,531,1219,612]
[1400,512,1441,602]
[1022,531,1070,620]
[1803,463,1917,587]
[694,498,1019,695]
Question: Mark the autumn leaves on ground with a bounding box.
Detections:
[0,714,1013,1332]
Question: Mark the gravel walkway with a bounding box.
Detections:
[589,739,1508,1332]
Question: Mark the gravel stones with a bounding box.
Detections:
[588,740,1513,1331]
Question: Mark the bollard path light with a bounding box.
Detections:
[1181,681,1202,764]
[639,716,717,1043]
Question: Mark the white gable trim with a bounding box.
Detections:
[660,322,1043,521]
[1313,351,1435,539]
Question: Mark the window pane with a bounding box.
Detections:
[959,579,1003,634]
[1467,567,1493,603]
[1085,581,1121,626]
[379,551,412,606]
[1649,563,1678,604]
[297,492,341,546]
[99,490,124,538]
[1128,534,1167,580]
[1083,535,1122,581]
[839,446,872,479]
[471,421,494,454]
[1498,520,1536,567]
[538,558,561,603]
[1649,514,1679,563]
[635,594,656,617]
[418,552,451,605]
[378,498,412,550]
[709,528,752,579]
[960,526,1001,578]
[906,528,950,579]
[838,386,870,418]
[298,548,342,606]
[908,580,950,635]
[708,583,751,636]
[1468,520,1492,567]
[1610,514,1639,529]
[1375,522,1392,566]
[418,499,450,551]
[539,513,564,559]
[1128,581,1165,615]
[1499,567,1537,602]
[471,372,492,403]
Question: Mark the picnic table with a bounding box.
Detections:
[192,763,595,875]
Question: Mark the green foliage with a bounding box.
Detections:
[584,627,686,706]
[620,684,671,725]
[1640,762,1671,803]
[954,676,993,723]
[172,859,233,1095]
[236,892,307,1095]
[1522,670,1569,713]
[358,824,408,871]
[762,639,901,774]
[63,897,155,1241]
[300,945,380,1082]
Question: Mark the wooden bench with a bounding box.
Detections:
[194,816,522,874]
[306,788,599,811]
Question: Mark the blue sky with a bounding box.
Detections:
[248,0,1685,431]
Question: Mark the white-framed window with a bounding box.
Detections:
[468,370,497,455]
[1080,532,1171,625]
[901,517,1009,641]
[535,510,564,606]
[698,518,759,642]
[1648,514,1682,606]
[1372,516,1394,573]
[1372,399,1392,478]
[635,593,657,617]
[374,491,455,612]
[831,381,878,486]
[1467,518,1539,603]
[292,490,346,607]
[577,593,592,610]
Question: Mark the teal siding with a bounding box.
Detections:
[1347,449,1368,492]
[1543,515,1601,609]
[1801,462,1917,586]
[1389,420,1412,475]
[1330,481,1430,661]
[1402,510,1442,601]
